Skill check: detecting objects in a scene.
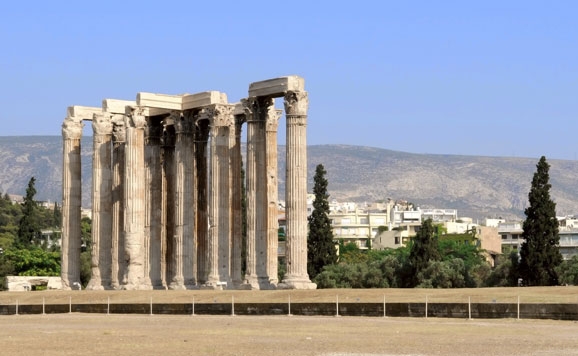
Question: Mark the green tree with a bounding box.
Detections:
[307,164,337,279]
[407,218,440,287]
[557,256,578,286]
[16,177,41,248]
[518,156,562,286]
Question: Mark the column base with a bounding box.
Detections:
[278,276,317,290]
[120,283,153,291]
[240,277,277,290]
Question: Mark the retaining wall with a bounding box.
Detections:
[1,302,577,320]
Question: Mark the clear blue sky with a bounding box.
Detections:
[1,1,576,159]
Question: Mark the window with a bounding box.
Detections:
[341,218,351,224]
[501,234,508,240]
[395,236,400,245]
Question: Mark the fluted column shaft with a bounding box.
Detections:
[61,117,83,290]
[265,108,282,285]
[163,124,176,287]
[243,99,259,287]
[195,120,210,284]
[87,114,113,290]
[230,116,244,287]
[205,105,234,287]
[170,111,196,289]
[281,91,315,288]
[111,117,126,289]
[145,117,164,288]
[122,109,151,290]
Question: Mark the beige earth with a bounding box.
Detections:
[2,287,578,356]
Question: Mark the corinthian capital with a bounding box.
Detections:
[125,107,146,129]
[62,117,84,140]
[112,115,126,143]
[92,113,113,136]
[207,104,235,127]
[283,91,308,116]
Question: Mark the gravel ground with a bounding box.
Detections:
[1,314,578,356]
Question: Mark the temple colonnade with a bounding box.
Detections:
[60,76,316,290]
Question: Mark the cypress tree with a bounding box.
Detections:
[17,177,41,247]
[408,218,440,287]
[307,164,337,279]
[519,156,562,286]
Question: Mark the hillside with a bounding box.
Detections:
[1,136,577,220]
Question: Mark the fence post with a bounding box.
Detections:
[69,296,72,314]
[150,297,153,316]
[42,297,45,315]
[517,296,520,320]
[468,296,471,320]
[383,295,386,318]
[288,294,292,316]
[232,296,235,316]
[425,295,428,319]
[107,296,110,315]
[15,299,18,316]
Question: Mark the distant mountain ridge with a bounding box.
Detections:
[1,136,577,220]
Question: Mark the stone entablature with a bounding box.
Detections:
[61,76,315,291]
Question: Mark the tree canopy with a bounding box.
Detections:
[519,156,562,286]
[307,164,337,279]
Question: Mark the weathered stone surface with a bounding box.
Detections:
[182,91,227,110]
[103,99,136,114]
[6,276,63,291]
[137,92,183,110]
[249,76,304,97]
[67,106,101,120]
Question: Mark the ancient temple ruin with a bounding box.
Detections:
[61,76,316,290]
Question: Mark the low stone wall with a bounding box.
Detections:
[1,302,577,320]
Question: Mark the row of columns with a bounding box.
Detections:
[61,78,315,290]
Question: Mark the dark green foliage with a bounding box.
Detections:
[307,164,337,279]
[16,177,41,247]
[556,256,578,286]
[485,250,521,287]
[80,251,92,287]
[519,156,562,286]
[2,247,60,276]
[416,259,465,288]
[407,219,440,287]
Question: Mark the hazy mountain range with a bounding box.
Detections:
[1,136,577,221]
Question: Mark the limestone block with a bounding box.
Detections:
[6,276,63,291]
[249,76,305,97]
[182,91,228,110]
[67,106,102,121]
[103,99,137,114]
[137,92,183,110]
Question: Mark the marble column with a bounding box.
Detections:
[111,116,126,289]
[163,123,176,287]
[242,98,260,288]
[230,114,244,287]
[195,119,210,284]
[145,116,164,289]
[61,116,83,290]
[86,113,113,290]
[122,108,151,290]
[279,91,316,289]
[169,111,196,289]
[206,104,234,288]
[265,107,282,285]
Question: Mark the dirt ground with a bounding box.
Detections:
[2,287,578,355]
[1,314,578,356]
[2,286,578,305]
